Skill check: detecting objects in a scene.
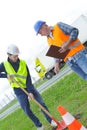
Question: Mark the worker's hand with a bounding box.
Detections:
[59,39,72,53]
[7,74,14,80]
[54,62,60,74]
[28,93,34,100]
[59,43,69,53]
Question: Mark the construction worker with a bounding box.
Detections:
[0,44,57,130]
[34,20,87,80]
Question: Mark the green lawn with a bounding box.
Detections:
[0,72,87,130]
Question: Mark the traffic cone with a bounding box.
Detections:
[57,105,87,130]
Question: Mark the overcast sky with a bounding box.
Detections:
[0,0,87,61]
[0,0,87,93]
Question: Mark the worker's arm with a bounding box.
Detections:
[54,58,60,74]
[58,22,79,40]
[57,22,79,52]
[25,65,35,99]
[0,63,7,78]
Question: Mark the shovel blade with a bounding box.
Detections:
[56,120,67,130]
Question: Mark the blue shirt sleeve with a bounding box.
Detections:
[26,65,34,90]
[0,63,7,78]
[58,22,79,40]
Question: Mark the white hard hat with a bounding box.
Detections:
[7,44,20,55]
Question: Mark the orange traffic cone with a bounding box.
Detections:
[58,105,87,130]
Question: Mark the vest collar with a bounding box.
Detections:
[47,26,54,39]
[8,57,19,64]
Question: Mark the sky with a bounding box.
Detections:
[0,0,87,94]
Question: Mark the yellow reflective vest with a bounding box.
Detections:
[4,60,27,88]
[47,24,84,61]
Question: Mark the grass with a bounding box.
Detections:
[0,65,67,113]
[34,63,68,88]
[0,72,87,130]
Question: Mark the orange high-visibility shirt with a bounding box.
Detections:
[47,24,84,61]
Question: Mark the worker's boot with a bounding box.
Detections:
[51,120,57,127]
[52,127,57,130]
[37,125,44,130]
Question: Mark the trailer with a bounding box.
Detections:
[71,14,87,44]
[34,46,65,79]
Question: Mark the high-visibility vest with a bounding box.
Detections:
[4,60,28,88]
[47,24,84,61]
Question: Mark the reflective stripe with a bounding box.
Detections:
[80,126,87,130]
[4,60,27,88]
[69,41,81,49]
[62,112,87,129]
[62,112,74,125]
[11,74,27,79]
[10,80,26,86]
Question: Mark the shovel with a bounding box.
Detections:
[10,76,67,130]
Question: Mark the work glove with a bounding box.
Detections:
[28,93,34,100]
[7,74,14,80]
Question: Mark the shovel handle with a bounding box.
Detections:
[11,77,53,118]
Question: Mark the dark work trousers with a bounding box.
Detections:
[14,86,52,127]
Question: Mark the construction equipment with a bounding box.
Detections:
[10,76,67,130]
[35,57,47,78]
